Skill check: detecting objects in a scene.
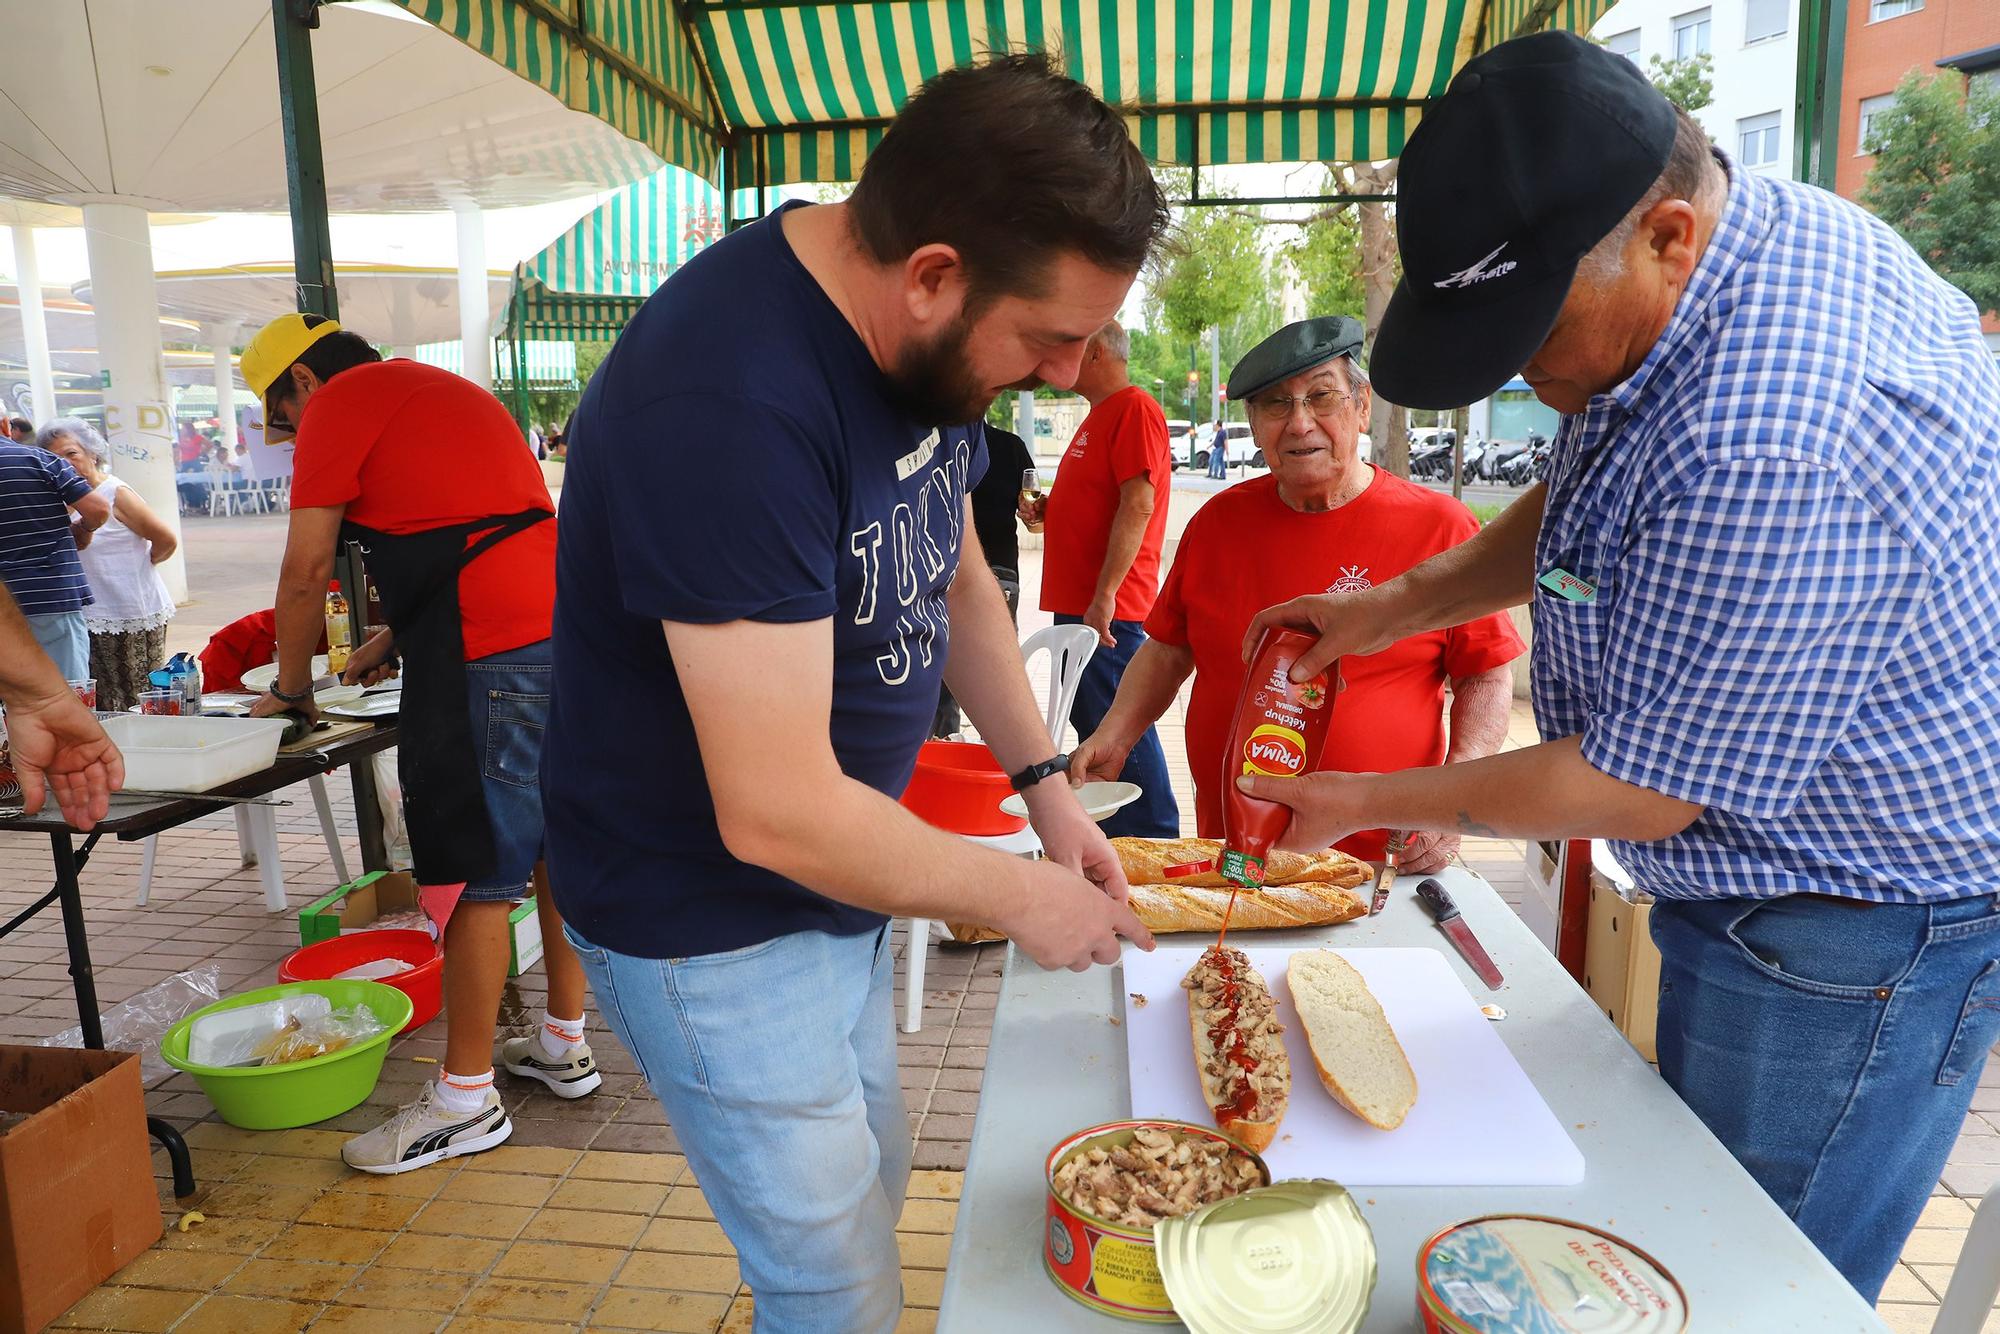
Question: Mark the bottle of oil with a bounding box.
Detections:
[325,581,352,675]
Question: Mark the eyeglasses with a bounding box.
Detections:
[1247,388,1352,424]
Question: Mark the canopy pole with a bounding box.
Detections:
[208,323,240,454]
[273,0,337,319]
[722,149,736,232]
[510,266,531,438]
[1793,0,1849,189]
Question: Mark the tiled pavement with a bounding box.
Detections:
[3,517,1992,1330]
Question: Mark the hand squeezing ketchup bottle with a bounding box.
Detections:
[1218,627,1335,888]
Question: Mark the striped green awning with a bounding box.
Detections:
[394,0,1616,190]
[529,166,731,297]
[417,337,580,384]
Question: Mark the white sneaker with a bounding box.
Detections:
[340,1083,512,1174]
[501,1033,603,1099]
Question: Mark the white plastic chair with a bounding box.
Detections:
[1931,1188,2000,1334]
[136,773,349,912]
[902,624,1100,1033]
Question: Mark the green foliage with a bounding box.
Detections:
[1148,177,1269,353]
[1645,53,1713,114]
[1860,71,2000,316]
[1286,174,1366,320]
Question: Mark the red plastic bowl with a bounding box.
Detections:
[900,740,1029,836]
[278,930,443,1035]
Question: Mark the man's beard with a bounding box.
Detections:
[885,316,1041,425]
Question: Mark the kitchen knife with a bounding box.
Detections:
[1367,831,1406,916]
[1415,878,1504,988]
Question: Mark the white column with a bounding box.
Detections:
[454,203,491,389]
[9,226,57,425]
[208,323,239,452]
[82,201,185,601]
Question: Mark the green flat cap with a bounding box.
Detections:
[1227,316,1366,401]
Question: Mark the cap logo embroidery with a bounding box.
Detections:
[1434,242,1518,289]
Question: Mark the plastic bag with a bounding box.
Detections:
[190,993,332,1068]
[39,964,223,1085]
[252,1003,386,1065]
[372,748,413,870]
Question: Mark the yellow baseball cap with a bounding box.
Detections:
[240,313,343,400]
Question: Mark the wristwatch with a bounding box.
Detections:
[1008,754,1070,792]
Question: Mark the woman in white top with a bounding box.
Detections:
[36,419,177,710]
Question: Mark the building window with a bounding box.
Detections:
[1738,111,1782,168]
[1604,28,1641,63]
[1672,8,1712,60]
[1858,93,1898,153]
[1869,0,1923,18]
[1744,0,1787,43]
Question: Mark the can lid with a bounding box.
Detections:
[1418,1215,1687,1333]
[1155,1179,1377,1333]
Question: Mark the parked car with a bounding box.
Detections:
[1193,422,1261,471]
[1165,419,1195,469]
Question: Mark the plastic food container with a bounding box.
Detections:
[1417,1215,1688,1333]
[1043,1120,1271,1323]
[99,714,288,792]
[278,930,444,1034]
[160,980,412,1129]
[899,740,1028,836]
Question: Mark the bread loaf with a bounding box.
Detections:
[1112,837,1370,891]
[1183,946,1289,1151]
[1126,880,1366,934]
[1287,949,1417,1131]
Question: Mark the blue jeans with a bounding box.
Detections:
[26,610,88,683]
[565,923,909,1333]
[463,639,551,901]
[1206,442,1227,478]
[1053,614,1179,838]
[1653,892,2000,1301]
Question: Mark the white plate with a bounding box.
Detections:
[239,656,331,693]
[1000,780,1141,823]
[324,692,402,720]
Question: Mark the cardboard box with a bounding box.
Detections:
[300,872,544,977]
[1583,875,1661,1063]
[0,1047,163,1334]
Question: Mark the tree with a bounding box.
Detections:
[1645,52,1713,114]
[1861,71,2000,316]
[1285,191,1365,320]
[1147,172,1270,424]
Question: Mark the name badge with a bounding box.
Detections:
[895,429,940,481]
[1538,567,1597,603]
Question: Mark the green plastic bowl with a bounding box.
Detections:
[161,980,414,1130]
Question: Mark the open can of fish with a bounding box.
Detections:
[1417,1215,1689,1333]
[1044,1120,1271,1322]
[1156,1179,1377,1333]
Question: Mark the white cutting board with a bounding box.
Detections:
[1121,945,1585,1187]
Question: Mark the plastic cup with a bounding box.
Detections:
[139,689,182,716]
[68,679,96,708]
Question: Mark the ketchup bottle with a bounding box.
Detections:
[1219,627,1335,888]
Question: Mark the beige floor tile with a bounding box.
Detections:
[460,1277,602,1324]
[191,1181,320,1222]
[572,1151,685,1185]
[232,1153,350,1190]
[717,1291,754,1334]
[1881,1265,1938,1304]
[1877,1304,1941,1334]
[259,1224,396,1266]
[895,1200,958,1235]
[547,1179,668,1216]
[103,1248,244,1292]
[904,1269,944,1308]
[223,1256,354,1303]
[301,1190,429,1232]
[444,1317,583,1334]
[588,1288,734,1332]
[266,1128,354,1159]
[1902,1228,1969,1266]
[895,1310,939,1334]
[904,1171,962,1201]
[182,1122,280,1155]
[613,1251,741,1294]
[153,1213,287,1256]
[897,1233,951,1271]
[335,1265,479,1313]
[494,1241,627,1286]
[1911,1262,2000,1306]
[440,1171,560,1210]
[635,1218,736,1257]
[462,1146,582,1176]
[374,1232,510,1275]
[175,1294,321,1334]
[329,1167,451,1199]
[51,1285,201,1331]
[408,1200,538,1241]
[654,1188,716,1222]
[1918,1196,1979,1228]
[523,1208,650,1249]
[310,1305,445,1333]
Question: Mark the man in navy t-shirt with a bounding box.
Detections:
[543,54,1167,1331]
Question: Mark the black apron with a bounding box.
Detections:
[340,507,553,885]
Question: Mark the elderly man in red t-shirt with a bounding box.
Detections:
[239,313,598,1174]
[1033,320,1179,837]
[1070,316,1522,872]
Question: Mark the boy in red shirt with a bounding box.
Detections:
[1070,317,1522,870]
[1034,322,1179,837]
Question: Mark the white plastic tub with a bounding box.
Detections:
[100,715,289,792]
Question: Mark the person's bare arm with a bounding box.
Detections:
[248,505,344,720]
[0,586,122,827]
[1083,475,1156,646]
[1244,482,1547,680]
[943,505,1138,905]
[71,488,110,534]
[112,487,178,564]
[667,613,1152,970]
[1397,664,1518,874]
[1239,734,1702,853]
[1069,639,1194,784]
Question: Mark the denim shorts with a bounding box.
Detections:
[462,638,552,902]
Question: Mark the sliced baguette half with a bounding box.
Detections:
[1287,949,1417,1131]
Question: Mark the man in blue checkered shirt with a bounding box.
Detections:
[1240,33,2000,1302]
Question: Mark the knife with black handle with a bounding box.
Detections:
[1416,878,1505,989]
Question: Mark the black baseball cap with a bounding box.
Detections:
[1371,31,1677,410]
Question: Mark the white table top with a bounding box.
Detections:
[937,865,1887,1332]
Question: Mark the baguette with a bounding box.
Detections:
[1287,949,1417,1131]
[943,878,1365,943]
[1182,946,1289,1152]
[1113,837,1370,891]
